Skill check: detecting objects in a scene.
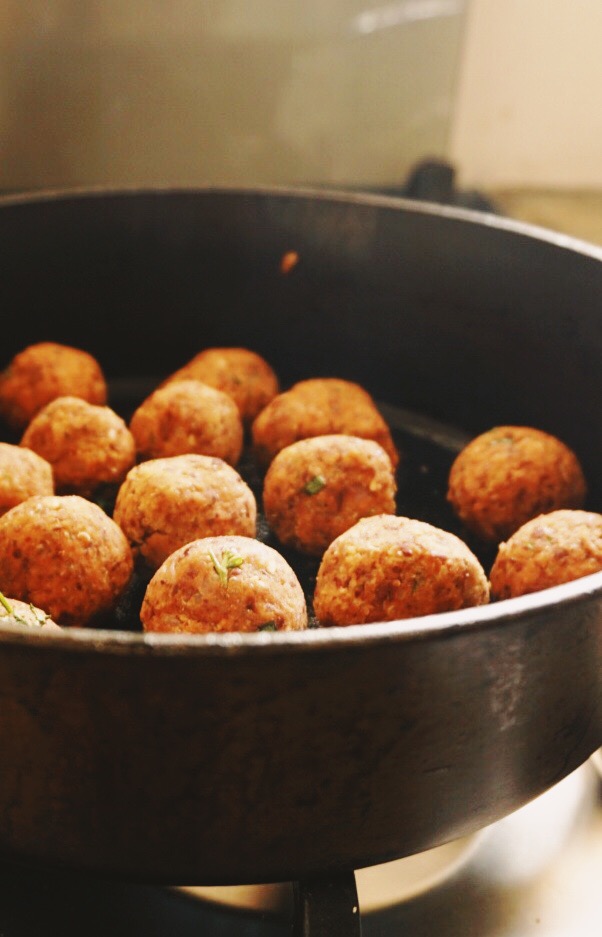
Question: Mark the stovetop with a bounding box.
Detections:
[1,757,601,936]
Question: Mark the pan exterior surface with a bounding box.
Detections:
[0,188,600,882]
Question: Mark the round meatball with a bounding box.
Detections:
[263,435,397,555]
[130,380,243,465]
[0,342,107,431]
[21,396,135,495]
[0,442,53,515]
[163,347,279,423]
[490,509,602,600]
[114,455,257,570]
[251,378,399,468]
[0,595,61,632]
[141,535,307,633]
[447,426,587,543]
[0,495,133,626]
[314,514,489,626]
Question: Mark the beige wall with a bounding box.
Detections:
[451,0,602,189]
[1,1,600,193]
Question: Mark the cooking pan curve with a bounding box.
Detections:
[0,186,601,885]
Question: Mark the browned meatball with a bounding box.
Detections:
[0,495,133,626]
[114,454,257,570]
[489,509,602,600]
[0,342,107,431]
[130,380,243,465]
[314,514,489,626]
[251,378,399,467]
[21,396,135,495]
[447,426,587,543]
[263,435,397,555]
[141,535,308,633]
[163,347,279,423]
[0,594,61,632]
[0,442,53,515]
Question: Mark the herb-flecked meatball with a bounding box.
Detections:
[21,396,135,495]
[163,347,279,423]
[447,426,587,543]
[251,378,399,468]
[114,454,257,570]
[263,435,397,555]
[0,342,107,431]
[130,380,243,465]
[0,442,54,515]
[0,495,133,626]
[489,509,602,599]
[141,535,308,633]
[0,595,61,632]
[314,514,489,626]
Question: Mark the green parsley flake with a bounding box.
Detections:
[209,549,244,587]
[304,474,326,495]
[257,621,277,632]
[0,591,14,616]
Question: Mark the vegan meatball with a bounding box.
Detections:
[130,380,243,465]
[0,594,60,632]
[0,495,133,626]
[163,347,279,423]
[263,435,397,555]
[0,442,53,515]
[141,535,308,633]
[114,454,257,570]
[251,378,399,468]
[314,514,489,626]
[447,425,587,543]
[489,509,602,600]
[21,396,135,495]
[0,342,107,431]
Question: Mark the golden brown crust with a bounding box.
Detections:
[130,380,243,465]
[447,426,587,543]
[251,378,399,467]
[141,535,308,633]
[489,509,602,599]
[0,495,133,626]
[21,396,135,495]
[114,454,257,569]
[0,342,107,431]
[163,347,279,422]
[263,435,397,555]
[0,442,53,515]
[314,514,489,626]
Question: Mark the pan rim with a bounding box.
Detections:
[1,183,602,265]
[0,569,601,655]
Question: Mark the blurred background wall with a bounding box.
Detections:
[0,0,600,194]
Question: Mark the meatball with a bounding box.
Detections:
[314,514,489,626]
[130,380,243,465]
[251,378,399,467]
[21,396,135,495]
[0,342,107,431]
[489,509,602,600]
[0,594,61,632]
[163,347,279,423]
[263,435,397,555]
[0,442,53,515]
[141,535,307,633]
[447,425,587,543]
[0,495,133,626]
[114,454,257,570]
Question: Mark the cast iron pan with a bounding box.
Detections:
[0,188,601,887]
